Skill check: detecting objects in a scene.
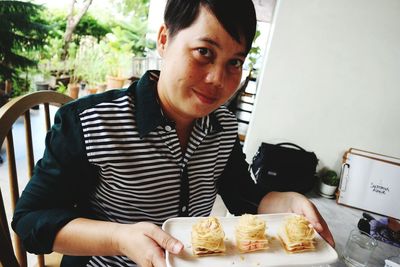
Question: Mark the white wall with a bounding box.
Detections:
[244,0,400,172]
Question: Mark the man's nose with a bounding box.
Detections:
[205,64,224,89]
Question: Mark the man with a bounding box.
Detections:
[12,0,334,266]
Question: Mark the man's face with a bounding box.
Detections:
[157,6,247,122]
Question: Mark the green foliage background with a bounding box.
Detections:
[0,0,49,95]
[1,0,153,96]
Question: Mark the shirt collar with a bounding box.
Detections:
[134,70,223,137]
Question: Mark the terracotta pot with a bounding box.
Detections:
[68,83,80,99]
[96,83,107,93]
[86,87,98,95]
[106,76,126,90]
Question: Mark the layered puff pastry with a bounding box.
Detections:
[235,214,269,253]
[278,214,316,253]
[191,217,226,256]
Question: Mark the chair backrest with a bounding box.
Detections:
[0,91,73,267]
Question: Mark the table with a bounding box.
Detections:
[308,192,400,267]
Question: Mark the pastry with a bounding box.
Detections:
[235,214,269,253]
[191,217,226,256]
[278,214,316,253]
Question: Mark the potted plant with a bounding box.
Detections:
[33,59,54,91]
[318,168,340,198]
[67,79,80,99]
[103,27,140,90]
[63,56,81,99]
[105,50,131,90]
[64,37,108,97]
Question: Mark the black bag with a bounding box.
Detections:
[250,142,319,194]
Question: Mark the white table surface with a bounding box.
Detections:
[307,191,399,267]
[211,191,400,267]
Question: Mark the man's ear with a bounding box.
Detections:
[157,24,168,57]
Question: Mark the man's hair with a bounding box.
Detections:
[164,0,257,54]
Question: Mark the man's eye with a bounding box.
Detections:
[229,59,244,69]
[197,48,212,58]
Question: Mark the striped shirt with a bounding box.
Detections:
[13,71,265,267]
[83,72,237,266]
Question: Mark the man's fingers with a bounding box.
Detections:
[318,216,335,247]
[149,246,167,267]
[321,228,335,247]
[145,224,184,254]
[301,201,335,247]
[311,216,335,247]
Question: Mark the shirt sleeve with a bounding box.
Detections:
[11,102,98,254]
[217,137,266,215]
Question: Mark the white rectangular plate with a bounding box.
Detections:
[162,213,338,267]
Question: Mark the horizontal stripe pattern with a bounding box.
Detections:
[79,94,237,266]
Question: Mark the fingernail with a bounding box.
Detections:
[172,243,183,253]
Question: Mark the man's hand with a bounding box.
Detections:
[257,191,335,247]
[113,222,184,267]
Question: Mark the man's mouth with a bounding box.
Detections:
[193,89,217,105]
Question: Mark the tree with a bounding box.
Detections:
[111,0,149,18]
[49,12,111,44]
[0,0,49,82]
[61,0,94,60]
[109,0,153,56]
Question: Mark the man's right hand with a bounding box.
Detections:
[113,222,184,267]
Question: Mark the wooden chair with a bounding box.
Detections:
[0,91,73,267]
